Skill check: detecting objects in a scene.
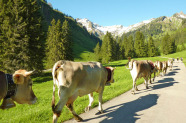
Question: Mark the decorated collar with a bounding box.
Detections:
[105,67,111,82]
[4,74,17,99]
[149,62,154,70]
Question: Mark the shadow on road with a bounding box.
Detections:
[165,70,178,76]
[132,69,179,95]
[134,77,178,95]
[83,94,159,123]
[172,68,180,71]
[152,78,178,90]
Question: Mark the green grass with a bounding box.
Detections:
[1,52,185,122]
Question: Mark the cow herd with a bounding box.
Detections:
[0,57,183,123]
[127,58,174,95]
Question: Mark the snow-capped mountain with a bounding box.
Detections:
[76,18,155,37]
[76,11,186,38]
[173,11,186,19]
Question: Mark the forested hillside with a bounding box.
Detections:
[38,0,101,59]
[123,13,186,48]
[0,0,101,72]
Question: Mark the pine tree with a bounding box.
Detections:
[118,37,125,60]
[161,33,176,55]
[61,20,74,61]
[148,36,156,57]
[0,0,29,72]
[101,32,114,63]
[128,35,135,58]
[0,0,7,71]
[25,0,45,72]
[112,38,117,61]
[123,35,129,57]
[0,0,45,73]
[46,19,62,68]
[46,19,73,68]
[94,42,101,61]
[134,31,146,57]
[169,37,176,53]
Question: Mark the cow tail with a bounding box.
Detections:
[52,83,56,112]
[51,62,60,112]
[51,61,64,113]
[52,65,57,112]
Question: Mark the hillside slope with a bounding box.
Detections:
[38,1,100,60]
[123,12,186,41]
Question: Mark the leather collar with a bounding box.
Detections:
[105,67,111,82]
[4,74,17,99]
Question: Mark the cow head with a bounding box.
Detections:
[105,67,115,85]
[12,70,37,105]
[128,60,135,70]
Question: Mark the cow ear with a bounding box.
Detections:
[13,74,24,84]
[25,71,33,77]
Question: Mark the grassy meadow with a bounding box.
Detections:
[0,51,185,122]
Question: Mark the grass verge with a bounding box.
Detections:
[1,51,185,122]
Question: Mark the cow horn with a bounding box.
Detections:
[25,71,34,76]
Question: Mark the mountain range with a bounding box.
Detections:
[40,0,186,60]
[76,11,186,38]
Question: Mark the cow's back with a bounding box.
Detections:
[136,61,151,77]
[0,71,7,100]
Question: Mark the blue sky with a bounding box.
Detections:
[47,0,186,27]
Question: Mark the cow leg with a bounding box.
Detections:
[66,103,83,122]
[85,93,94,112]
[134,77,139,91]
[53,98,67,123]
[53,97,68,123]
[149,74,152,84]
[144,77,149,89]
[98,88,104,113]
[153,71,155,82]
[66,93,83,122]
[53,87,69,123]
[132,78,138,94]
[66,94,83,122]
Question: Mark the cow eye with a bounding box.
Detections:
[29,83,33,86]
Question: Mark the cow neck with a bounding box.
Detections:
[105,67,111,82]
[4,74,17,99]
[149,62,154,70]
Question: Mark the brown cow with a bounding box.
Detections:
[162,61,168,75]
[127,60,155,94]
[0,70,37,109]
[167,59,173,71]
[154,60,163,76]
[51,60,115,123]
[180,57,183,62]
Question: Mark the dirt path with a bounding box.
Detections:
[65,62,186,123]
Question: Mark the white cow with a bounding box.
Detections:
[51,60,115,123]
[128,60,155,94]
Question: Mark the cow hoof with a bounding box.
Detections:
[99,110,104,114]
[146,87,149,89]
[75,116,83,122]
[95,110,104,115]
[85,106,91,112]
[131,91,135,95]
